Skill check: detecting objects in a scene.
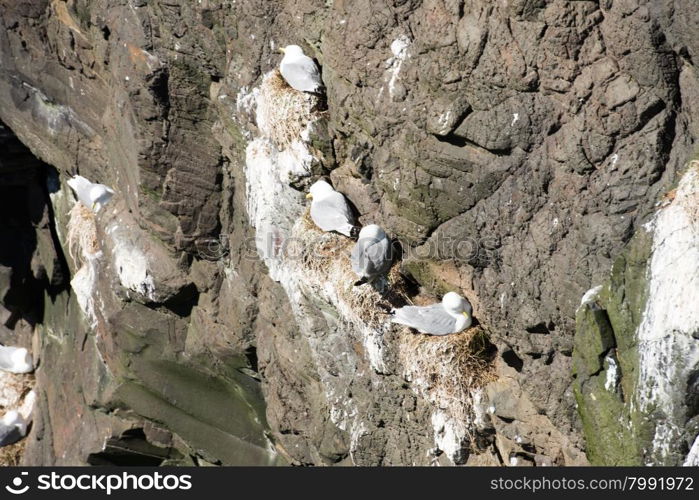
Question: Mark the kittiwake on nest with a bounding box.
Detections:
[67,175,114,212]
[351,224,393,285]
[279,45,324,93]
[306,180,358,237]
[392,292,473,335]
[0,411,27,447]
[0,347,33,374]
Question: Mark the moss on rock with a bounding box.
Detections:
[572,227,653,465]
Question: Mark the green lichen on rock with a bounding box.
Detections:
[572,226,653,465]
[574,369,638,465]
[402,259,455,297]
[572,304,615,378]
[601,228,652,402]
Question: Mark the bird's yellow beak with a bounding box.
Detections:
[92,202,97,210]
[306,193,313,199]
[462,312,470,319]
[279,47,286,54]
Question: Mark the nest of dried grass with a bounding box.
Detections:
[299,213,350,273]
[257,71,320,151]
[298,210,414,328]
[0,372,35,466]
[397,326,496,455]
[0,439,25,466]
[67,202,100,265]
[0,373,34,409]
[399,327,496,397]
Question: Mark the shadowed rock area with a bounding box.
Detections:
[0,0,697,465]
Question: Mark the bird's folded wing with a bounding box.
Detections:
[366,237,392,274]
[352,238,384,276]
[312,194,353,231]
[282,57,322,90]
[350,240,370,275]
[393,304,456,335]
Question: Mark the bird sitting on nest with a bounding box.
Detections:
[67,175,114,213]
[0,346,33,374]
[0,391,35,447]
[0,411,27,447]
[306,180,359,238]
[351,224,393,286]
[391,292,473,335]
[279,45,324,94]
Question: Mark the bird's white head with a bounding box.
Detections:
[358,224,386,240]
[442,292,472,318]
[11,348,32,372]
[307,179,335,200]
[280,45,305,58]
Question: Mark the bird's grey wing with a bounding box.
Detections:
[67,175,90,192]
[351,237,385,277]
[354,237,392,278]
[0,424,22,447]
[366,237,392,275]
[350,240,370,276]
[96,185,114,205]
[393,304,456,335]
[281,56,322,91]
[311,193,354,232]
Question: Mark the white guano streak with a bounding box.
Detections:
[636,166,699,464]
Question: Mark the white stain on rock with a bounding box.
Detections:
[431,410,463,461]
[240,72,394,460]
[71,255,102,328]
[109,226,157,301]
[67,202,103,327]
[635,164,699,464]
[684,435,699,466]
[381,35,411,100]
[604,354,619,392]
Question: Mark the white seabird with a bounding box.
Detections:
[279,45,324,93]
[351,224,393,285]
[306,180,357,237]
[0,346,33,374]
[392,292,473,335]
[0,411,27,447]
[67,175,115,212]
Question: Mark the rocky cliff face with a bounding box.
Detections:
[0,0,697,466]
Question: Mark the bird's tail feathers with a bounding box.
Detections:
[353,277,369,287]
[373,303,394,315]
[311,88,328,111]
